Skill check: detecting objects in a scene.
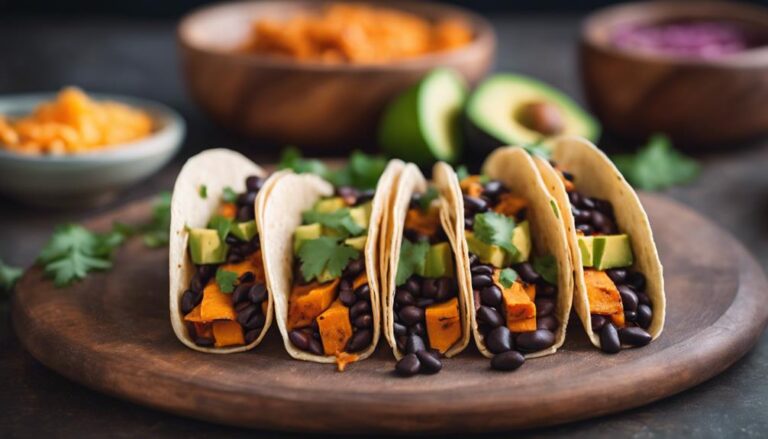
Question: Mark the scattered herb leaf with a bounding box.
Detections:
[418,187,439,211]
[499,267,518,288]
[198,184,207,199]
[297,236,360,281]
[473,211,518,257]
[208,215,233,242]
[221,186,238,203]
[533,254,558,285]
[215,269,238,293]
[142,192,172,248]
[0,260,23,295]
[612,134,700,191]
[302,209,363,237]
[278,147,387,190]
[395,239,430,286]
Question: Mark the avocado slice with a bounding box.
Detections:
[424,242,455,278]
[314,197,346,213]
[466,231,509,268]
[379,68,467,164]
[350,202,372,230]
[465,74,600,154]
[593,234,633,270]
[578,235,595,267]
[294,223,323,253]
[188,228,228,264]
[230,220,257,242]
[509,220,532,264]
[344,235,367,251]
[316,269,337,284]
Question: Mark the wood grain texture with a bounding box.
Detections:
[178,0,495,151]
[11,194,768,433]
[580,1,768,147]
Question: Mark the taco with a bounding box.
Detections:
[533,136,665,353]
[169,149,278,353]
[433,147,573,371]
[382,163,472,376]
[260,161,404,370]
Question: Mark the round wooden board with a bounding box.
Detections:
[12,194,768,433]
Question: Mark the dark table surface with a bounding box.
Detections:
[1,14,767,438]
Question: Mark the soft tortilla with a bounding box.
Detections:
[169,148,275,354]
[435,147,573,358]
[382,163,472,360]
[533,136,665,348]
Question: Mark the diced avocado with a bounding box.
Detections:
[230,220,257,241]
[344,235,368,251]
[316,269,337,284]
[466,231,509,268]
[578,235,595,267]
[465,74,600,155]
[350,202,372,230]
[314,197,346,213]
[593,234,633,270]
[294,223,323,253]
[188,228,228,264]
[424,242,455,278]
[509,220,532,264]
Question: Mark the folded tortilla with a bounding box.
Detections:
[169,149,278,353]
[533,136,665,348]
[434,147,574,358]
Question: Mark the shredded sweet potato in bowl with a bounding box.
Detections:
[239,3,473,63]
[0,87,153,156]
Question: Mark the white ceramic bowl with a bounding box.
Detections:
[0,93,185,207]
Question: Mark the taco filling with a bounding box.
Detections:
[180,175,269,348]
[286,187,376,367]
[460,175,559,371]
[392,188,462,377]
[555,165,654,353]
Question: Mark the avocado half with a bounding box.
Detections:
[379,68,467,165]
[465,74,600,154]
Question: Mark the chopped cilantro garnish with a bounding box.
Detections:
[0,260,23,296]
[612,133,699,191]
[278,146,329,176]
[215,269,238,293]
[297,236,360,282]
[473,211,518,257]
[198,184,207,199]
[455,165,469,181]
[278,147,387,190]
[395,239,429,286]
[302,209,363,237]
[222,186,238,203]
[499,267,518,288]
[533,254,558,285]
[208,215,233,242]
[418,187,439,211]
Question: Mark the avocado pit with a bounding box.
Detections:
[516,101,564,136]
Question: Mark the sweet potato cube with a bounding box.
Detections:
[610,311,625,327]
[425,297,461,354]
[502,281,537,332]
[220,252,264,284]
[317,299,354,355]
[353,271,368,290]
[288,278,339,329]
[493,193,528,217]
[405,207,440,237]
[201,282,237,321]
[584,270,624,318]
[212,320,244,347]
[460,176,484,197]
[217,202,237,219]
[524,283,536,301]
[508,316,537,332]
[184,304,204,322]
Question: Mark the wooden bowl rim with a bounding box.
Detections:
[581,0,768,68]
[177,0,496,72]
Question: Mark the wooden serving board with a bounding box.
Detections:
[12,194,768,433]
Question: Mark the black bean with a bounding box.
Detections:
[535,298,555,316]
[399,306,424,326]
[568,190,581,206]
[336,186,359,205]
[394,322,407,336]
[406,334,426,354]
[572,207,592,223]
[396,335,407,351]
[421,278,438,298]
[354,284,370,301]
[357,189,375,204]
[624,310,637,323]
[226,235,241,246]
[593,211,617,234]
[416,298,435,308]
[312,329,321,340]
[477,306,504,328]
[486,326,513,354]
[471,274,493,289]
[626,271,646,291]
[227,253,244,263]
[537,282,557,297]
[516,329,556,352]
[591,314,607,331]
[308,338,324,355]
[637,292,651,306]
[464,217,475,229]
[408,322,426,336]
[581,197,596,210]
[471,264,494,276]
[197,264,215,281]
[606,269,627,284]
[350,300,370,318]
[637,304,653,329]
[234,300,252,313]
[594,199,614,216]
[416,350,443,374]
[395,353,421,377]
[599,323,621,354]
[346,329,372,352]
[480,285,502,307]
[289,329,310,351]
[395,288,416,306]
[190,274,205,293]
[238,271,255,284]
[343,259,365,278]
[468,254,479,266]
[404,278,421,295]
[245,313,266,330]
[463,195,488,212]
[514,262,541,284]
[576,224,594,235]
[236,206,255,222]
[491,351,525,371]
[236,191,257,206]
[195,337,215,347]
[618,327,652,347]
[618,285,638,312]
[404,229,427,243]
[181,289,202,314]
[244,328,260,344]
[339,278,353,292]
[245,175,264,192]
[339,288,357,307]
[482,180,504,198]
[434,278,456,301]
[248,284,267,304]
[537,315,558,331]
[236,304,258,327]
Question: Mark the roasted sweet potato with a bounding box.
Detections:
[460,176,484,197]
[493,193,528,217]
[220,253,263,284]
[353,271,368,290]
[405,206,440,237]
[201,282,237,321]
[218,202,237,219]
[212,320,245,347]
[317,299,354,355]
[584,270,624,323]
[524,283,536,301]
[184,304,204,322]
[425,297,461,353]
[288,278,340,329]
[502,281,537,332]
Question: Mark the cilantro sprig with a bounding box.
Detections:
[297,236,360,282]
[115,192,172,248]
[0,260,23,296]
[395,239,429,286]
[473,211,519,257]
[278,147,387,190]
[499,267,518,288]
[302,209,363,237]
[215,269,238,293]
[208,215,234,242]
[222,186,238,203]
[417,187,439,211]
[612,134,700,191]
[533,254,558,285]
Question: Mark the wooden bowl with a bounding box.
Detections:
[178,0,495,151]
[580,1,768,148]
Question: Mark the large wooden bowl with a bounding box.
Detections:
[580,1,768,148]
[178,0,495,151]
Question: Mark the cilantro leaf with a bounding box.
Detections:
[215,269,238,293]
[455,165,469,181]
[417,187,439,211]
[221,187,238,203]
[199,185,207,199]
[473,211,518,257]
[302,209,363,237]
[533,254,558,285]
[523,142,551,159]
[395,239,430,286]
[141,192,172,248]
[0,260,23,295]
[499,267,518,288]
[278,146,329,176]
[297,236,360,282]
[612,134,700,191]
[208,215,233,242]
[278,147,386,190]
[38,224,124,287]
